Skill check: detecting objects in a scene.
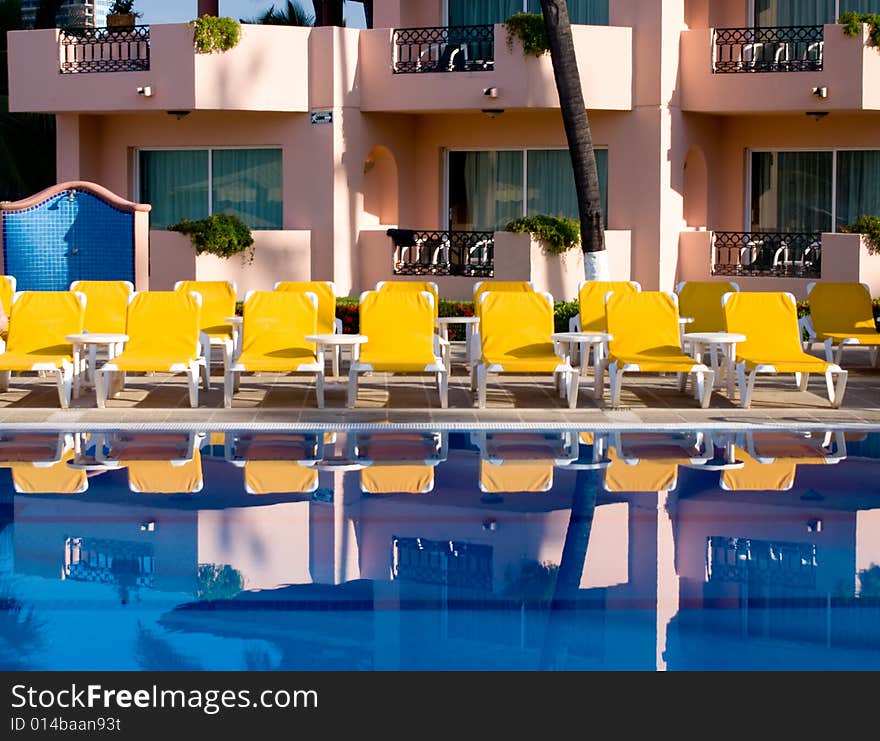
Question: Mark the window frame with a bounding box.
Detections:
[443,145,609,231]
[745,146,880,233]
[134,145,284,230]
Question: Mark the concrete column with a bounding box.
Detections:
[55,114,82,183]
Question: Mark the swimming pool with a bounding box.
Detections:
[2,425,880,671]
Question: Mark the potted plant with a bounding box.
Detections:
[106,0,141,28]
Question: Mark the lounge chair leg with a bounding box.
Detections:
[332,346,340,379]
[593,358,606,400]
[567,368,579,409]
[677,372,686,393]
[476,364,487,409]
[54,367,71,409]
[799,372,810,392]
[0,371,9,392]
[699,369,714,409]
[609,363,623,409]
[315,371,325,409]
[188,362,200,408]
[347,370,358,409]
[438,370,448,409]
[200,360,210,392]
[741,368,757,409]
[828,369,848,408]
[825,339,835,364]
[223,371,233,408]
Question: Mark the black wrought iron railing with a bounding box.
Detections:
[388,229,495,277]
[711,231,821,278]
[713,26,824,73]
[59,25,150,74]
[392,25,495,73]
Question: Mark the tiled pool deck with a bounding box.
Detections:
[0,344,877,430]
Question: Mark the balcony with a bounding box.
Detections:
[8,23,309,114]
[682,23,880,112]
[360,23,632,112]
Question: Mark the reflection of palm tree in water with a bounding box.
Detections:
[111,556,141,607]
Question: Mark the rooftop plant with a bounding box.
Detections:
[504,12,549,57]
[505,214,581,254]
[838,11,880,48]
[169,213,255,263]
[190,15,242,54]
[108,0,140,16]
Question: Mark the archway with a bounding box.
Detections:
[363,145,399,226]
[683,145,708,229]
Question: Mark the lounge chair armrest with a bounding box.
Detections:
[334,317,343,334]
[799,315,816,341]
[198,331,211,361]
[568,316,581,332]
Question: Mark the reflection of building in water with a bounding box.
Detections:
[6,429,880,670]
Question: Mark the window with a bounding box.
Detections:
[139,148,282,230]
[754,0,880,26]
[448,148,608,231]
[448,0,608,26]
[749,149,880,232]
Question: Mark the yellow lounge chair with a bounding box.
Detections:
[0,274,16,342]
[474,431,576,493]
[603,448,680,493]
[567,280,641,368]
[274,281,343,375]
[224,290,324,408]
[68,280,134,388]
[348,289,448,408]
[722,291,848,409]
[0,290,86,408]
[175,280,237,371]
[8,448,88,494]
[95,431,204,493]
[469,281,534,374]
[376,280,450,371]
[804,281,880,366]
[675,280,739,333]
[94,291,207,408]
[719,445,798,492]
[475,290,578,408]
[602,291,714,409]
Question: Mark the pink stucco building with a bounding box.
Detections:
[5,0,880,300]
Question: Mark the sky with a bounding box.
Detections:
[139,0,366,27]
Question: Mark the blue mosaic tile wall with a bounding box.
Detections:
[2,189,135,291]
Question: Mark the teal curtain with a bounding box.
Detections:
[836,150,880,230]
[448,0,521,25]
[751,151,832,231]
[139,150,209,229]
[211,149,282,230]
[755,0,835,25]
[840,1,880,13]
[527,0,609,24]
[526,148,608,227]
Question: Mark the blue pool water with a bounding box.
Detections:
[2,426,880,671]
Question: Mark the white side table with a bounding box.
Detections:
[551,331,613,399]
[683,331,746,399]
[435,316,480,371]
[305,333,368,379]
[65,333,128,399]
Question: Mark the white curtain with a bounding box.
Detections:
[139,150,209,229]
[526,149,608,226]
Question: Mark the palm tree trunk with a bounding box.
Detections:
[539,0,608,280]
[313,0,345,27]
[539,467,600,669]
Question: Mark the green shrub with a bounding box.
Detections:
[168,213,255,263]
[109,0,140,16]
[505,214,581,254]
[190,15,242,54]
[553,300,579,333]
[842,214,880,254]
[504,12,549,56]
[838,11,880,47]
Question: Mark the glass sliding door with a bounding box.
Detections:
[526,149,607,226]
[448,148,608,231]
[139,150,209,229]
[527,0,609,24]
[212,149,283,230]
[754,0,835,25]
[448,151,523,231]
[750,151,832,232]
[447,0,521,26]
[836,150,880,230]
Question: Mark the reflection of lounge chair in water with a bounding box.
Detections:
[224,432,323,495]
[350,432,447,494]
[473,431,577,493]
[0,432,88,494]
[602,432,711,493]
[95,432,204,494]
